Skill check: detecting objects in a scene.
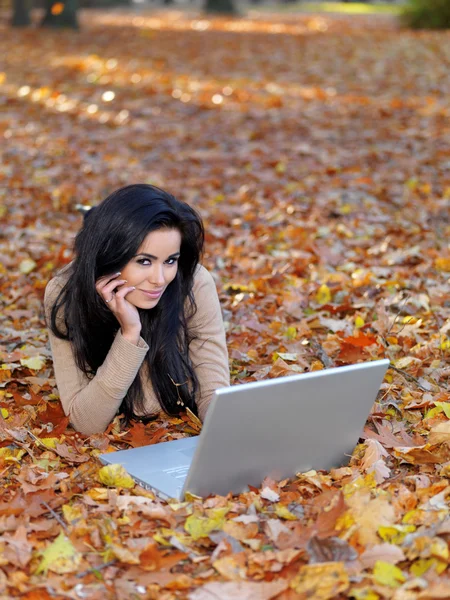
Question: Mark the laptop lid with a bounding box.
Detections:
[182,359,389,498]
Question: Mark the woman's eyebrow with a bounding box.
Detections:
[135,252,181,260]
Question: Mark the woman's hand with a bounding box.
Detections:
[96,273,142,344]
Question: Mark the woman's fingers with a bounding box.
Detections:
[114,285,136,299]
[95,272,122,293]
[97,280,126,301]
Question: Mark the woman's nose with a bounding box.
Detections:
[150,265,165,286]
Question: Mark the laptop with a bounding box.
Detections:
[99,359,389,501]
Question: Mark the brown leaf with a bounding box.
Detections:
[188,580,289,600]
[359,543,406,569]
[307,536,358,564]
[53,443,90,463]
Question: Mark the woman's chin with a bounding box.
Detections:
[132,297,161,309]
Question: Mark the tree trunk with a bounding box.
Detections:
[204,0,235,14]
[12,0,31,27]
[40,0,79,28]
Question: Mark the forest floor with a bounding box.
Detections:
[1,8,450,600]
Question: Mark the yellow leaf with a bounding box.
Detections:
[316,284,332,305]
[335,511,355,532]
[184,491,203,502]
[285,326,297,340]
[410,558,447,577]
[0,408,8,418]
[87,487,109,501]
[274,503,298,520]
[440,336,450,351]
[223,282,255,293]
[425,406,443,420]
[431,537,449,562]
[274,352,298,362]
[184,507,229,541]
[402,315,418,324]
[355,316,365,329]
[20,356,46,371]
[290,562,349,599]
[349,589,380,600]
[0,447,25,462]
[343,472,377,496]
[311,360,324,371]
[19,258,37,274]
[372,561,405,588]
[378,524,415,544]
[98,464,135,489]
[62,504,83,524]
[39,437,59,449]
[275,161,286,174]
[35,532,82,574]
[117,515,130,525]
[402,509,425,525]
[435,402,450,419]
[153,530,173,546]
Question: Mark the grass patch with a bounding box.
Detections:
[271,2,401,15]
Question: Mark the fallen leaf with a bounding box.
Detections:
[35,532,82,574]
[290,562,349,599]
[185,507,229,541]
[188,580,289,600]
[98,464,135,489]
[372,560,406,588]
[307,536,358,564]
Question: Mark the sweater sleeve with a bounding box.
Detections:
[188,266,230,421]
[44,277,149,435]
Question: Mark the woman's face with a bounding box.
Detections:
[120,228,182,309]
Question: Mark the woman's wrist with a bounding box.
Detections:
[121,328,142,346]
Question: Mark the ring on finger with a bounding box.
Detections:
[105,294,114,304]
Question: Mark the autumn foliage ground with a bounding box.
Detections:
[1,7,450,599]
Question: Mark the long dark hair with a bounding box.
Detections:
[48,184,205,422]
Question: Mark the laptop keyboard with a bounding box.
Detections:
[164,465,190,479]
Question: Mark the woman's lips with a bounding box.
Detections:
[140,289,163,299]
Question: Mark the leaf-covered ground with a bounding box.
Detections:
[1,7,450,599]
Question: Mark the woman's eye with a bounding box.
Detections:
[138,259,151,265]
[166,258,178,265]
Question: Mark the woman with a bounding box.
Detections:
[44,184,230,436]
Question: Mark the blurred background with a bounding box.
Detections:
[3,0,448,29]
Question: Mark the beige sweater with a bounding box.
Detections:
[44,263,230,435]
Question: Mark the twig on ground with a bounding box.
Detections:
[41,501,69,533]
[387,293,411,336]
[309,340,335,368]
[76,560,117,578]
[389,364,437,393]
